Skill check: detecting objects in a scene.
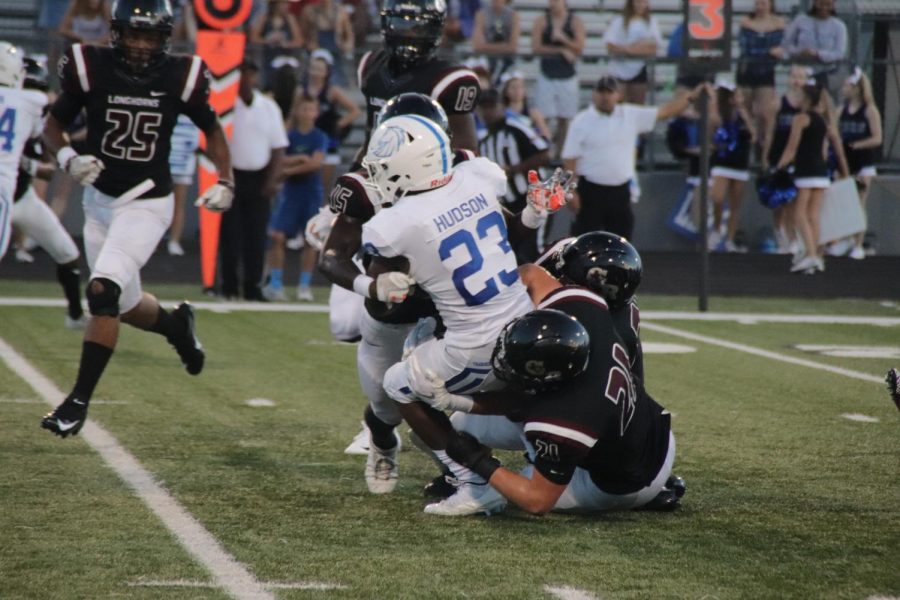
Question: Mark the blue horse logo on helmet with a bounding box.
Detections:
[371,125,408,159]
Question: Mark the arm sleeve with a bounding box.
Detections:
[315,130,330,154]
[329,172,375,220]
[361,218,402,258]
[781,17,801,56]
[525,429,587,486]
[647,17,663,46]
[560,114,584,160]
[817,19,847,62]
[269,102,289,149]
[179,57,219,133]
[628,105,660,134]
[601,17,622,47]
[433,69,482,115]
[49,46,88,126]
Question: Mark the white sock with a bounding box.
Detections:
[434,450,485,485]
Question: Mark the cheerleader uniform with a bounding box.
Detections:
[768,95,800,167]
[793,111,829,189]
[711,114,752,181]
[839,103,877,177]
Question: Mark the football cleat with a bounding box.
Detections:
[296,287,314,302]
[345,423,403,455]
[41,395,88,438]
[365,441,399,494]
[423,473,459,499]
[638,474,686,512]
[886,368,900,412]
[423,482,506,516]
[168,302,204,375]
[64,314,88,330]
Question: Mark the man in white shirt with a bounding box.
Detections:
[220,58,288,300]
[562,76,705,239]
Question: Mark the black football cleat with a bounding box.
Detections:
[41,395,88,438]
[168,302,204,375]
[886,368,900,412]
[423,473,460,499]
[666,475,686,499]
[638,474,686,512]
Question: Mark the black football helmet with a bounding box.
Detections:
[376,92,450,133]
[491,309,591,391]
[110,0,174,71]
[23,56,49,92]
[381,0,446,72]
[555,232,642,310]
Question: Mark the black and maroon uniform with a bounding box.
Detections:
[357,49,481,144]
[50,43,217,199]
[518,286,670,494]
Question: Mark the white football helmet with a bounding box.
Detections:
[0,42,24,88]
[362,114,452,205]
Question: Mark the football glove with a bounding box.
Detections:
[404,353,474,412]
[521,168,576,228]
[304,206,337,251]
[58,147,104,186]
[886,368,900,412]
[446,431,502,481]
[195,180,235,212]
[375,271,416,304]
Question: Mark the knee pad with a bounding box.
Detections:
[86,277,121,317]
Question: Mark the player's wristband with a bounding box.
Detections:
[353,274,374,298]
[521,204,545,229]
[218,179,235,190]
[56,146,77,169]
[445,393,475,413]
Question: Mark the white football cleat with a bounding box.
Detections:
[65,315,88,330]
[424,482,506,516]
[365,441,399,494]
[296,286,314,302]
[344,422,371,455]
[261,284,287,302]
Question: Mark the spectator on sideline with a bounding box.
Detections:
[775,82,849,274]
[220,59,288,301]
[59,0,111,46]
[263,95,328,302]
[500,70,552,142]
[562,76,706,240]
[444,0,482,46]
[301,0,354,86]
[709,80,756,253]
[601,0,662,105]
[477,88,552,262]
[838,67,882,260]
[531,0,586,158]
[737,0,784,156]
[301,49,360,196]
[250,0,304,87]
[780,0,847,91]
[471,0,520,85]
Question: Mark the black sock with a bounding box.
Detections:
[56,263,83,319]
[72,341,114,402]
[364,405,397,450]
[147,306,185,340]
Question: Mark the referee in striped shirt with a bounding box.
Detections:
[477,88,552,262]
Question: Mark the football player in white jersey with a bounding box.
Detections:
[361,114,543,514]
[0,42,47,260]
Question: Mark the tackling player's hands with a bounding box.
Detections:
[446,431,502,481]
[195,179,235,212]
[58,147,105,185]
[404,353,474,412]
[375,271,416,304]
[886,368,900,412]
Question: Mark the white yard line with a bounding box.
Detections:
[3,297,900,326]
[641,322,885,384]
[127,579,348,591]
[544,585,601,600]
[0,337,277,600]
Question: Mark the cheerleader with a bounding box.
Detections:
[839,67,882,259]
[763,65,808,253]
[776,81,849,273]
[709,80,756,251]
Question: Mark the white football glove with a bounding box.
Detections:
[304,206,337,251]
[58,147,104,186]
[195,179,235,212]
[405,354,474,412]
[375,271,416,304]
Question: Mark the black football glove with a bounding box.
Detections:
[446,431,502,481]
[886,368,900,412]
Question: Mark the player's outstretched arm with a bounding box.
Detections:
[448,113,478,153]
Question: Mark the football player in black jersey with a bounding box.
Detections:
[40,0,234,438]
[356,0,480,158]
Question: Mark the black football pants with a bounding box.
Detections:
[219,168,271,299]
[572,178,634,240]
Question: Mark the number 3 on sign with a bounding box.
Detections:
[689,0,725,40]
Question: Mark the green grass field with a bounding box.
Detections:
[1,281,897,600]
